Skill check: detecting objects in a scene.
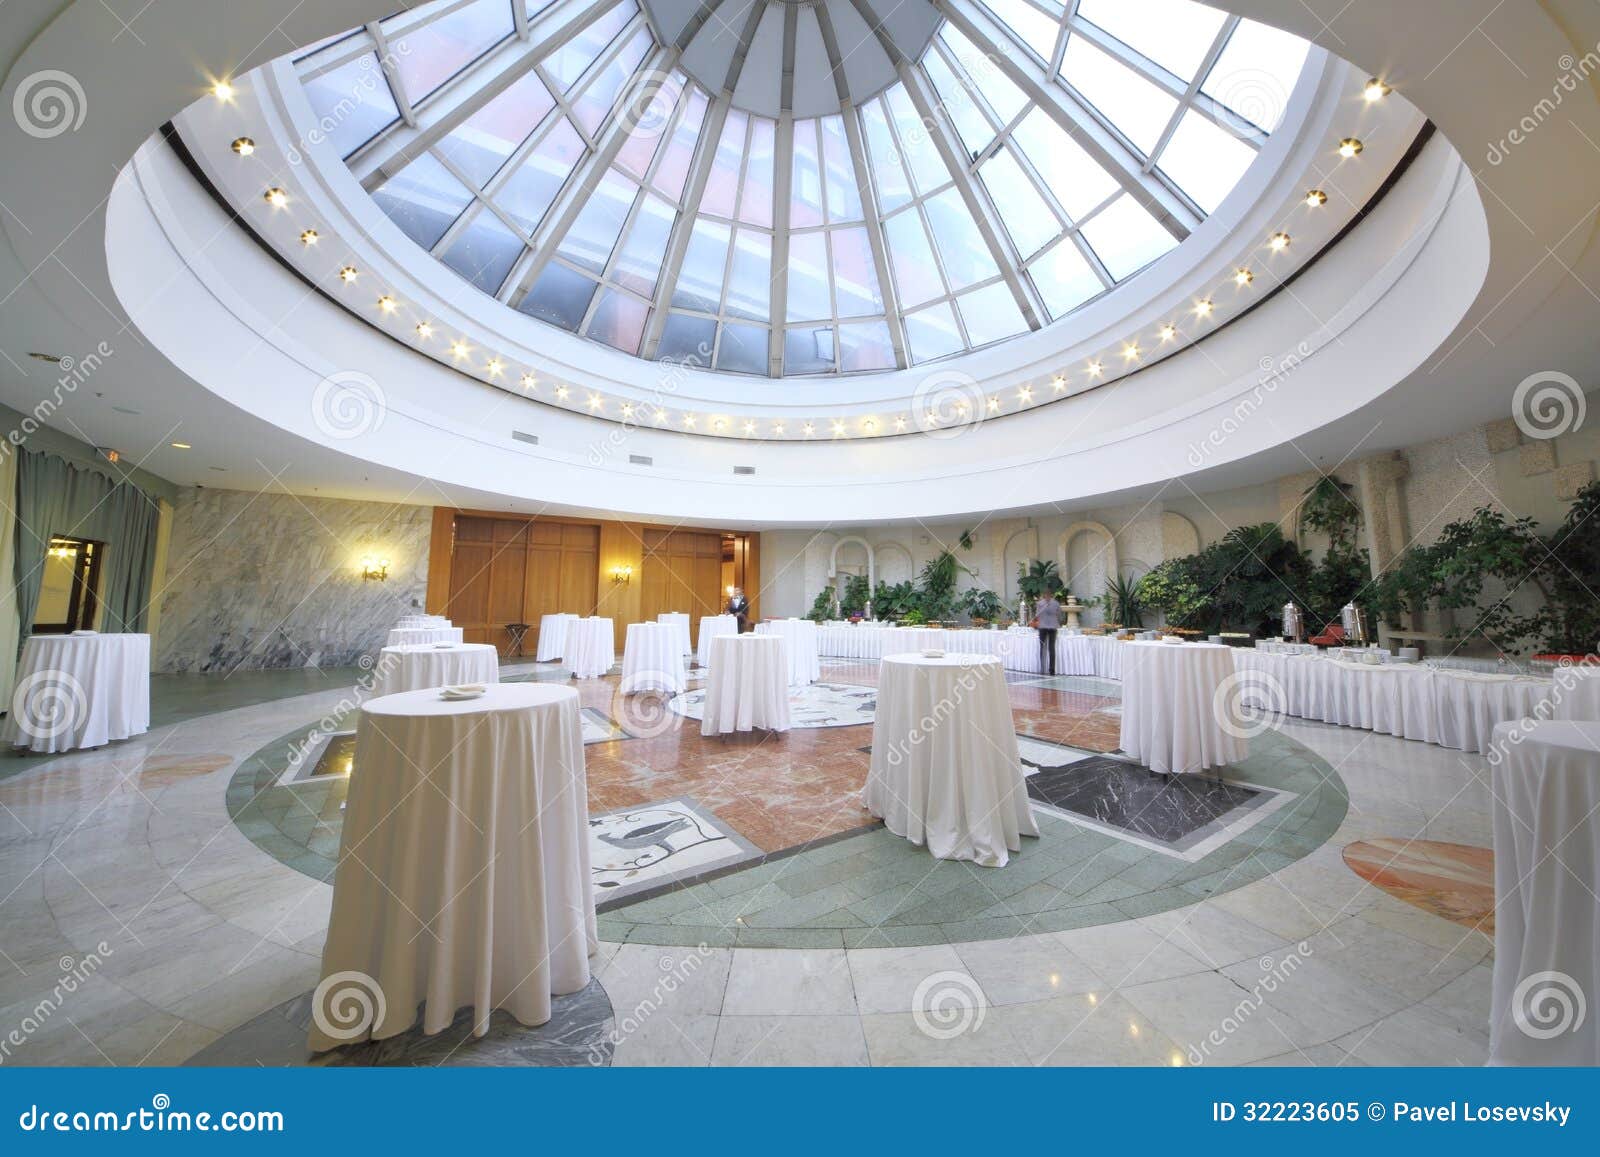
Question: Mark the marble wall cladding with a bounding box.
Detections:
[154,487,432,673]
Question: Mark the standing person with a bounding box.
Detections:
[726,586,751,633]
[1032,588,1062,676]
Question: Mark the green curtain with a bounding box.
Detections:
[12,449,162,636]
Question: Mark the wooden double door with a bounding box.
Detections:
[639,528,726,623]
[444,516,599,653]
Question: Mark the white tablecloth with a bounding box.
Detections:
[1120,641,1247,774]
[621,622,686,694]
[865,654,1037,867]
[701,635,790,735]
[311,683,595,1051]
[372,643,500,697]
[1551,665,1600,720]
[813,623,1125,678]
[395,615,451,628]
[385,626,464,648]
[1489,721,1600,1066]
[656,612,692,657]
[696,614,740,667]
[535,613,580,662]
[565,618,615,679]
[3,633,151,754]
[754,618,820,685]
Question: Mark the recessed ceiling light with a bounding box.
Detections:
[1052,375,1066,392]
[863,418,877,433]
[300,229,319,246]
[985,396,1000,412]
[1159,323,1177,342]
[1193,299,1214,317]
[1122,342,1140,361]
[338,265,358,283]
[170,441,191,449]
[623,403,636,418]
[589,394,604,410]
[894,415,907,429]
[712,417,725,430]
[802,422,814,436]
[830,420,845,435]
[263,187,288,208]
[1304,189,1327,207]
[377,294,397,313]
[1338,137,1364,158]
[230,137,255,156]
[1017,386,1032,402]
[654,409,667,423]
[556,385,569,399]
[743,420,757,435]
[1362,77,1391,102]
[1087,360,1103,378]
[1234,267,1254,286]
[211,80,235,102]
[1268,231,1290,251]
[773,421,786,435]
[485,358,504,377]
[415,321,433,340]
[683,413,696,428]
[450,340,471,359]
[520,372,536,389]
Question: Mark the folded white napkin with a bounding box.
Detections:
[70,629,98,636]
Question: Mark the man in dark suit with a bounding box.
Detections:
[726,587,750,632]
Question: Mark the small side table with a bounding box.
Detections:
[505,622,530,657]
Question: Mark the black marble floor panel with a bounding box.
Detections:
[1026,755,1265,848]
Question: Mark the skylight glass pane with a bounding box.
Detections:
[651,89,706,201]
[658,313,714,366]
[924,50,994,158]
[439,207,524,293]
[614,75,683,180]
[571,24,651,135]
[724,229,771,321]
[1030,236,1103,318]
[716,322,768,374]
[557,168,635,273]
[982,0,1062,60]
[886,85,952,195]
[784,326,835,374]
[940,25,1029,125]
[1011,110,1119,221]
[372,153,474,250]
[830,227,883,318]
[1076,0,1226,81]
[519,262,597,330]
[1060,34,1178,155]
[544,1,635,91]
[957,281,1028,346]
[882,208,943,308]
[1079,193,1177,279]
[821,117,862,223]
[739,119,776,226]
[786,232,831,322]
[980,149,1060,259]
[672,218,730,311]
[585,288,648,354]
[861,100,911,212]
[387,0,515,106]
[790,119,824,229]
[904,301,965,363]
[923,188,1000,290]
[438,70,556,188]
[302,54,400,158]
[611,192,676,296]
[700,109,747,218]
[495,116,584,233]
[838,321,895,372]
[1157,110,1256,213]
[1201,19,1310,133]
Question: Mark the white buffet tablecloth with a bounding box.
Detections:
[754,618,820,685]
[372,643,499,697]
[656,612,692,657]
[535,613,581,662]
[701,635,790,735]
[311,683,595,1051]
[813,623,1125,678]
[3,633,151,754]
[1120,641,1247,774]
[1489,720,1600,1066]
[385,626,464,648]
[621,622,686,694]
[696,614,740,667]
[1552,664,1600,720]
[565,617,615,679]
[865,654,1037,867]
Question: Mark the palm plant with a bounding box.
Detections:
[1103,571,1144,628]
[1016,558,1062,600]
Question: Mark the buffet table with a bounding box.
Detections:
[701,635,790,736]
[1488,720,1600,1066]
[813,623,1123,678]
[535,613,580,662]
[754,618,821,685]
[1120,641,1247,774]
[385,625,464,648]
[311,683,596,1050]
[621,621,686,694]
[695,614,740,667]
[865,653,1037,866]
[2,633,151,754]
[564,617,615,679]
[371,643,499,697]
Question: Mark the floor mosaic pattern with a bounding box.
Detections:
[591,798,762,902]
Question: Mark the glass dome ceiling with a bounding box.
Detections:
[294,0,1310,377]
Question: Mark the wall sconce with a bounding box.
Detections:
[362,557,390,582]
[611,564,633,587]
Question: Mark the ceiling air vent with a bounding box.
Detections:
[629,454,652,466]
[733,465,756,475]
[512,430,539,446]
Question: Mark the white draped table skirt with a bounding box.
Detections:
[754,619,821,684]
[535,613,580,662]
[656,612,692,657]
[2,634,150,754]
[385,626,464,648]
[372,643,500,697]
[695,615,740,667]
[565,618,615,679]
[1119,641,1247,774]
[311,684,596,1051]
[621,622,686,694]
[701,635,790,735]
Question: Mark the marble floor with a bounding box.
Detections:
[0,658,1495,1067]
